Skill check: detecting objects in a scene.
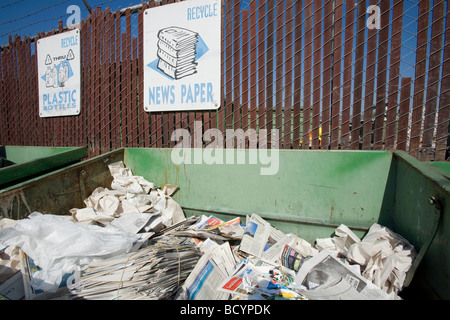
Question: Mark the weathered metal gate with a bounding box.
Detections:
[0,0,449,161]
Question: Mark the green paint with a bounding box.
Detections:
[0,148,448,299]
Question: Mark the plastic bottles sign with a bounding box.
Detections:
[143,0,221,112]
[37,29,81,117]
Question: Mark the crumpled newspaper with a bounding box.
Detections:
[70,161,185,228]
[0,217,21,284]
[315,223,416,295]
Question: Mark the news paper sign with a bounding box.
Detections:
[37,29,81,117]
[143,0,221,112]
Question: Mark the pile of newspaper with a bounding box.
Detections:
[157,26,198,80]
[0,161,417,300]
[66,244,202,300]
[172,214,416,300]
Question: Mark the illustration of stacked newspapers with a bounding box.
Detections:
[157,26,199,80]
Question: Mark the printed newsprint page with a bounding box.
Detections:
[294,250,391,300]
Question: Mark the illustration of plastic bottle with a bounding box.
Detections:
[46,66,53,88]
[59,63,66,87]
[52,65,58,88]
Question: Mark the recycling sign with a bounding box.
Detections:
[37,29,81,117]
[143,0,221,112]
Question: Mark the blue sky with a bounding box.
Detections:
[0,0,147,47]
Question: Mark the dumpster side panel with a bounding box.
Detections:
[0,146,88,188]
[125,148,395,242]
[394,152,450,299]
[2,146,83,163]
[425,161,450,179]
[0,149,123,220]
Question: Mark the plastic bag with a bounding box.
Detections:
[0,212,138,293]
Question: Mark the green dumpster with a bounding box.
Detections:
[0,147,448,299]
[425,161,450,179]
[0,146,88,189]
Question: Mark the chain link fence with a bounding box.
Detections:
[0,0,449,161]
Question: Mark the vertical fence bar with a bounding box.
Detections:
[105,9,114,151]
[89,9,99,155]
[330,0,343,149]
[214,0,225,135]
[362,0,378,150]
[385,0,404,150]
[435,2,450,161]
[100,9,109,153]
[350,2,366,150]
[114,11,122,149]
[3,43,12,145]
[302,0,313,149]
[397,77,412,152]
[80,19,89,149]
[275,0,284,148]
[17,37,26,146]
[232,0,241,134]
[422,0,446,160]
[225,0,233,137]
[410,0,431,158]
[242,9,249,134]
[249,0,258,143]
[265,0,275,147]
[321,0,333,149]
[132,37,139,147]
[257,0,266,139]
[138,3,147,147]
[341,0,354,148]
[373,0,390,150]
[311,0,322,149]
[283,0,294,149]
[0,49,6,145]
[292,0,302,150]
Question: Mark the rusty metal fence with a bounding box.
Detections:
[0,0,449,161]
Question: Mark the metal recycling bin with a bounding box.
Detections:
[0,147,448,299]
[425,161,450,179]
[0,146,87,189]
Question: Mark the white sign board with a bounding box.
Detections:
[143,0,221,112]
[37,29,81,117]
